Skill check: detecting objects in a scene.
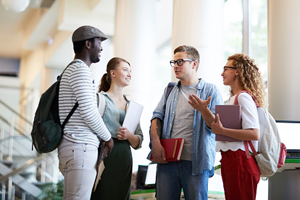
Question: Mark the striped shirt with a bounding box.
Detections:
[58,59,111,147]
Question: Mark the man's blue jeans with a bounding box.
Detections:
[156,160,209,200]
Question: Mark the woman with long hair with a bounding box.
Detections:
[211,53,266,200]
[91,57,143,200]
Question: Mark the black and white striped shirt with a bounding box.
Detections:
[58,59,111,146]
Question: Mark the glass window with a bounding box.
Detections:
[156,40,172,90]
[223,0,243,59]
[221,0,243,99]
[249,0,268,85]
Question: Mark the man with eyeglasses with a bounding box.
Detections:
[149,45,223,200]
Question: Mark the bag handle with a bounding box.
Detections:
[244,141,258,159]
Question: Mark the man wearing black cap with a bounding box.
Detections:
[58,25,114,199]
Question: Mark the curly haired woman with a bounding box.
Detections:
[211,53,266,200]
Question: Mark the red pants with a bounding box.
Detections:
[221,149,260,200]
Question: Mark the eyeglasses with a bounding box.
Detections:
[223,66,237,72]
[170,59,195,67]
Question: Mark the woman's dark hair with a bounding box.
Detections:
[73,38,95,54]
[99,57,130,92]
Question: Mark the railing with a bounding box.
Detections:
[0,99,59,199]
[0,100,32,125]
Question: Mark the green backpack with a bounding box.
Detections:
[31,62,78,154]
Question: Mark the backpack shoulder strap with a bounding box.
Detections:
[234,90,259,107]
[59,60,83,127]
[236,91,260,159]
[61,102,78,128]
[166,82,176,100]
[58,60,82,81]
[97,92,106,116]
[233,90,248,105]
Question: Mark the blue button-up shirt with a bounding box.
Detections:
[150,79,223,176]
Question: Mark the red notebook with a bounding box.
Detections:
[150,138,185,161]
[215,105,242,142]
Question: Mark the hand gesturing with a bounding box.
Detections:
[188,94,211,112]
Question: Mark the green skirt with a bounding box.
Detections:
[91,138,132,200]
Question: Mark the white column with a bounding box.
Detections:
[268,0,300,121]
[114,0,156,171]
[172,0,224,90]
[114,0,155,98]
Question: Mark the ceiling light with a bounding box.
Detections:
[1,0,30,12]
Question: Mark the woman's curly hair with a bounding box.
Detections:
[228,53,267,108]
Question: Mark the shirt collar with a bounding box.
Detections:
[176,78,203,90]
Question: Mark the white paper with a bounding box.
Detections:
[122,101,143,133]
[145,163,157,185]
